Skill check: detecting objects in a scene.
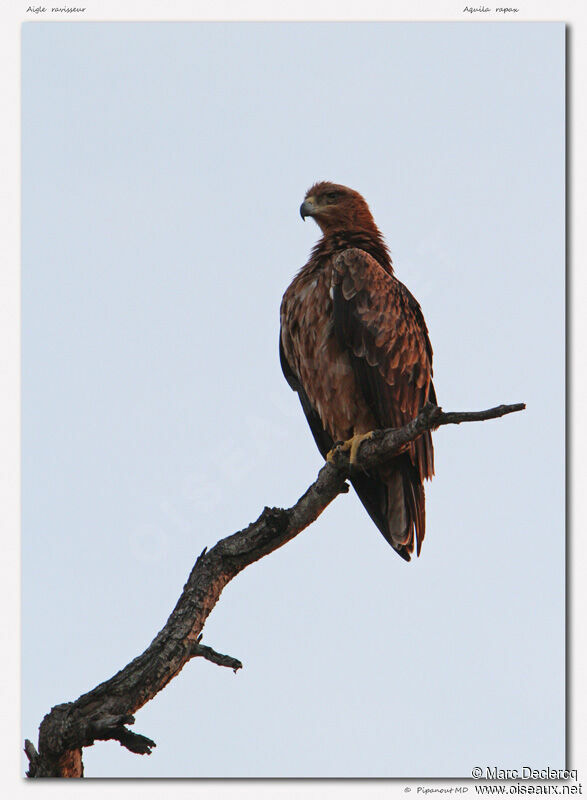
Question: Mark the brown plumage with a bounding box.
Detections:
[280,181,436,560]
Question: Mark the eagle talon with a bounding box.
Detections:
[326,447,339,464]
[347,431,375,465]
[326,431,375,466]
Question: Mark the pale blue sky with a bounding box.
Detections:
[22,21,565,777]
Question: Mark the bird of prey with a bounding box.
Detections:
[280,182,436,560]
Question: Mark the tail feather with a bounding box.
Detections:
[350,453,426,560]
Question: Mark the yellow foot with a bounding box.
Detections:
[326,431,375,466]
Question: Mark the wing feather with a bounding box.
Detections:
[332,247,435,469]
[332,248,435,557]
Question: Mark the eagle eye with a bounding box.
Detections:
[326,191,338,201]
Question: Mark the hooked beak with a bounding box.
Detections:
[299,197,316,221]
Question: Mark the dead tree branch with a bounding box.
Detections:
[24,401,525,778]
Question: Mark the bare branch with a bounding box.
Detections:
[24,739,39,778]
[25,401,525,778]
[188,638,243,672]
[88,714,156,755]
[333,402,527,470]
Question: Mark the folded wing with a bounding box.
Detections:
[331,248,436,558]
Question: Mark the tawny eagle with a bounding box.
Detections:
[280,182,436,560]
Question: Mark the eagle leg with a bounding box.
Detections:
[326,431,375,467]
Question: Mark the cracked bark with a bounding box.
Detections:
[24,401,525,778]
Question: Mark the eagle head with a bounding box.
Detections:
[299,181,377,234]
